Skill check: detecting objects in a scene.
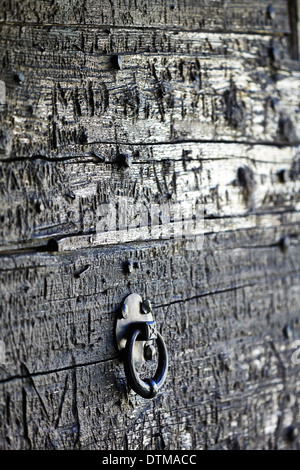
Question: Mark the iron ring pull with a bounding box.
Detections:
[124,327,168,399]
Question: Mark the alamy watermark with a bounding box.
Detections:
[95,196,204,250]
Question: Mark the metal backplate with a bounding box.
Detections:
[115,293,154,369]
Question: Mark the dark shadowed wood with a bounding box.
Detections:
[288,0,300,59]
[0,0,300,450]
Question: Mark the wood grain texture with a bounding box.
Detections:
[1,228,300,449]
[0,0,292,33]
[0,25,299,159]
[0,143,300,251]
[0,0,300,450]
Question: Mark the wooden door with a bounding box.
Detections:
[0,0,300,450]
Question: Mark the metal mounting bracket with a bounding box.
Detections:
[115,293,168,399]
[115,293,155,369]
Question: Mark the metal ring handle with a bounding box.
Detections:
[124,327,168,399]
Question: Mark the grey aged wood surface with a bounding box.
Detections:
[1,0,300,450]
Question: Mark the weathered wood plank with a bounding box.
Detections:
[1,286,300,449]
[0,0,291,34]
[0,356,299,450]
[0,26,299,160]
[0,143,300,250]
[0,223,299,380]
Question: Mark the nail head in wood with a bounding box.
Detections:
[125,260,134,274]
[266,5,276,20]
[277,169,290,183]
[117,153,132,170]
[280,236,290,253]
[141,299,152,315]
[14,72,25,84]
